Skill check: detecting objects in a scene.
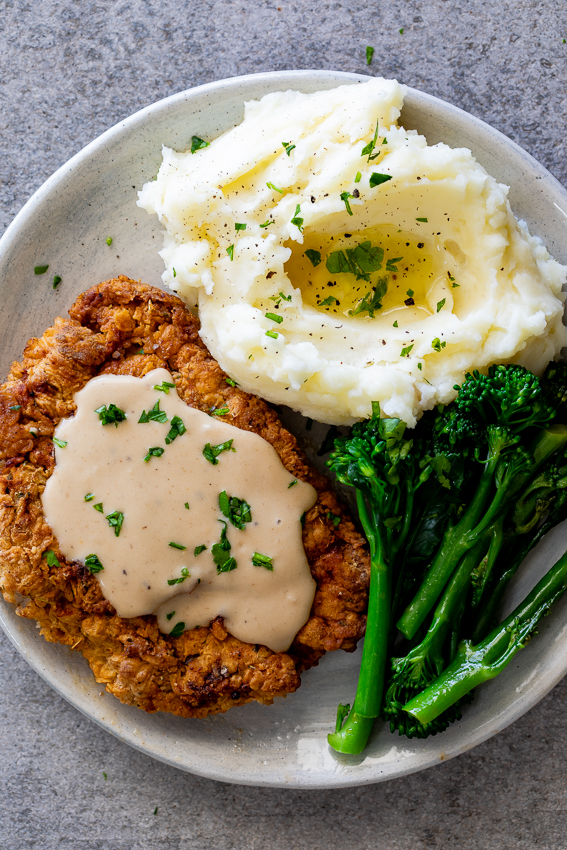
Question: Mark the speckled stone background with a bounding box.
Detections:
[1,1,567,847]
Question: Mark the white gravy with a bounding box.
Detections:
[41,368,317,652]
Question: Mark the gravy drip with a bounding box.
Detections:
[42,369,317,652]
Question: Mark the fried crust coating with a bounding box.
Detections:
[0,277,369,718]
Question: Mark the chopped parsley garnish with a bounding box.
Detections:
[432,338,446,352]
[300,511,307,526]
[319,295,338,307]
[327,511,341,527]
[53,275,62,289]
[355,171,362,183]
[210,406,229,417]
[168,541,187,550]
[9,405,20,411]
[436,298,446,312]
[386,256,403,273]
[260,220,273,228]
[84,493,94,502]
[139,400,168,424]
[265,312,283,324]
[212,521,237,573]
[366,45,374,65]
[144,446,165,462]
[219,490,252,530]
[288,480,298,488]
[349,277,388,318]
[225,377,239,387]
[202,439,235,465]
[106,237,113,246]
[400,344,414,357]
[166,611,175,621]
[266,181,284,194]
[194,544,207,556]
[95,403,127,426]
[270,291,292,306]
[282,141,296,156]
[45,550,60,567]
[418,363,423,371]
[252,552,273,570]
[407,289,414,297]
[266,330,279,340]
[154,381,176,394]
[369,172,392,188]
[191,135,210,153]
[94,502,104,513]
[235,222,247,231]
[448,272,459,288]
[227,244,234,261]
[165,415,186,445]
[169,621,185,637]
[34,264,49,275]
[85,553,104,574]
[173,268,176,277]
[340,191,354,216]
[393,320,398,327]
[416,217,428,223]
[167,567,190,585]
[291,204,303,232]
[326,241,384,281]
[399,27,404,34]
[304,249,322,267]
[361,121,380,161]
[52,437,67,448]
[184,502,190,510]
[106,511,124,537]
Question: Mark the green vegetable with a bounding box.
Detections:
[95,403,127,426]
[219,490,252,530]
[266,181,284,193]
[52,437,67,448]
[265,312,283,324]
[144,446,165,462]
[340,191,354,216]
[165,416,186,444]
[319,296,338,307]
[361,121,380,161]
[212,521,237,573]
[210,406,229,416]
[45,550,60,567]
[326,241,384,282]
[366,45,375,64]
[436,299,446,313]
[416,217,428,223]
[431,338,446,352]
[282,141,296,156]
[235,222,247,231]
[167,567,190,585]
[191,135,210,153]
[349,277,388,319]
[305,249,322,267]
[291,204,304,232]
[166,611,175,620]
[106,237,113,246]
[202,439,235,465]
[34,265,49,275]
[369,173,392,188]
[84,493,94,502]
[85,554,104,574]
[400,344,414,358]
[266,330,279,340]
[169,621,186,637]
[225,377,239,387]
[252,552,274,570]
[168,542,187,550]
[386,257,403,273]
[227,245,235,261]
[194,545,207,556]
[355,171,362,183]
[53,275,62,289]
[106,510,124,537]
[139,400,168,424]
[154,381,176,394]
[94,502,104,513]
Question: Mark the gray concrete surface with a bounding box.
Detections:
[1,1,567,847]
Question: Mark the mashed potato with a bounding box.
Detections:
[138,79,567,426]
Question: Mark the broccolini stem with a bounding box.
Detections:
[403,546,567,725]
[328,490,391,754]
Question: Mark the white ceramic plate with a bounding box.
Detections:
[1,70,567,789]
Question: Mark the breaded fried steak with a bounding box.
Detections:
[0,277,369,718]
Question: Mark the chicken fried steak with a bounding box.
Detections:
[0,277,369,718]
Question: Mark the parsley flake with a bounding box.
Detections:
[212,521,237,573]
[94,502,104,513]
[260,220,273,228]
[139,400,168,424]
[407,289,414,297]
[225,377,239,387]
[95,403,127,426]
[34,264,49,275]
[169,541,187,551]
[366,45,374,65]
[416,217,428,223]
[386,256,403,273]
[349,277,388,318]
[85,553,104,574]
[52,437,67,448]
[319,295,338,307]
[106,511,124,537]
[354,171,362,183]
[191,135,209,153]
[45,550,60,567]
[305,249,322,267]
[393,320,398,327]
[184,502,190,510]
[327,511,341,527]
[369,172,392,188]
[144,446,165,462]
[194,544,207,556]
[436,298,446,312]
[252,552,273,570]
[266,181,284,194]
[361,121,380,161]
[169,621,186,637]
[282,141,296,156]
[53,275,62,289]
[166,611,175,620]
[167,567,190,585]
[326,241,384,281]
[431,338,446,352]
[288,480,298,488]
[210,406,229,417]
[173,268,176,277]
[154,381,176,394]
[165,415,186,445]
[84,493,94,502]
[203,439,234,465]
[219,490,252,530]
[340,191,354,216]
[227,244,235,261]
[106,237,113,246]
[235,222,246,231]
[400,344,414,357]
[291,204,303,232]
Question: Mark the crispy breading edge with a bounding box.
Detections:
[0,277,369,718]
